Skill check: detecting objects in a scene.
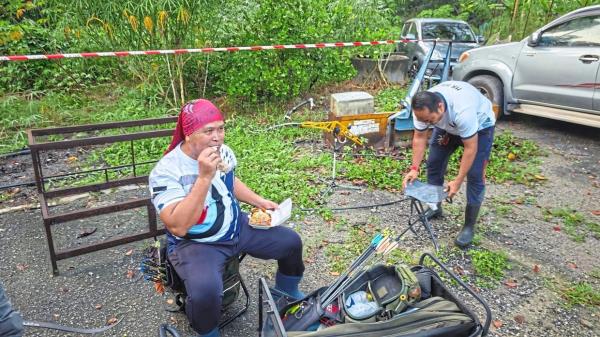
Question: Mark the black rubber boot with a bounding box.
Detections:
[424,203,443,220]
[455,204,481,248]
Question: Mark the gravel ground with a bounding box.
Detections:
[0,114,598,337]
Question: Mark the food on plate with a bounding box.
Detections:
[249,208,271,226]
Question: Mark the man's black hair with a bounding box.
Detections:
[411,91,442,113]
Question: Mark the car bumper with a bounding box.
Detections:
[450,63,467,81]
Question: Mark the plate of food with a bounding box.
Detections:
[249,198,292,229]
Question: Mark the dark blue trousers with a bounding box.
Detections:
[427,126,495,206]
[0,282,23,337]
[168,214,304,334]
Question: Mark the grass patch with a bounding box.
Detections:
[324,226,418,275]
[471,233,483,246]
[334,218,349,231]
[495,204,513,216]
[543,208,599,242]
[374,86,408,112]
[340,149,411,190]
[324,226,374,274]
[386,249,420,266]
[6,84,413,210]
[0,192,10,202]
[469,248,510,288]
[559,281,600,308]
[0,86,171,154]
[444,203,463,218]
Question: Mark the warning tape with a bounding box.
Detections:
[0,39,407,62]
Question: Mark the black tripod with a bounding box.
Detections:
[398,180,448,251]
[319,126,361,199]
[398,198,440,251]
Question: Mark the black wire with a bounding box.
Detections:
[0,180,36,191]
[300,197,408,212]
[0,148,30,159]
[158,324,181,337]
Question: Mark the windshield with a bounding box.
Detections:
[421,22,476,42]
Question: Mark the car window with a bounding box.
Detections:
[421,22,475,42]
[408,23,418,39]
[539,15,600,47]
[401,23,409,37]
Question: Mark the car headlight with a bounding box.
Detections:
[458,52,469,63]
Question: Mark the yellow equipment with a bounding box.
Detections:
[299,121,363,146]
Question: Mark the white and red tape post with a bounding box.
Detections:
[0,39,409,62]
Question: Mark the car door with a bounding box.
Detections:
[595,65,600,111]
[398,22,419,63]
[512,14,600,111]
[397,22,411,54]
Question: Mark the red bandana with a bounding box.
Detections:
[165,99,224,154]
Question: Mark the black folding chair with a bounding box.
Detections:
[142,240,250,329]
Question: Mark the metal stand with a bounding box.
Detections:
[398,198,440,251]
[319,129,361,199]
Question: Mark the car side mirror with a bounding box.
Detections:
[527,31,541,47]
[476,35,486,44]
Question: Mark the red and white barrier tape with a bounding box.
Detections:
[0,40,407,62]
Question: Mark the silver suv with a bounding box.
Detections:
[453,5,600,128]
[396,18,482,78]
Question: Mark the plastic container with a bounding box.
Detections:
[344,291,379,318]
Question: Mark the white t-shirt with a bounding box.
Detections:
[413,81,496,138]
[148,143,240,243]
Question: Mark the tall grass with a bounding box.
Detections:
[0,85,173,153]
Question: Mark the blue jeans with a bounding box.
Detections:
[0,282,23,337]
[426,126,495,206]
[168,213,304,334]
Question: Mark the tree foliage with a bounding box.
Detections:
[1,0,397,104]
[1,0,598,102]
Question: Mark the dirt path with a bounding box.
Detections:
[0,115,598,336]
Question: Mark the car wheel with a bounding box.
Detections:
[468,75,503,120]
[408,60,419,80]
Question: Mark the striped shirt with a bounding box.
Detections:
[149,143,240,244]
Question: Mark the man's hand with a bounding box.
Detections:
[402,170,419,189]
[197,146,221,179]
[445,179,463,198]
[256,198,278,210]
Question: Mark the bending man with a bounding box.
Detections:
[149,99,304,337]
[403,81,496,247]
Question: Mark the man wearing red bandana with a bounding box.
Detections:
[149,99,305,337]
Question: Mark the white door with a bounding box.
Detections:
[594,64,600,112]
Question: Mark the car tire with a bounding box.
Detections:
[408,60,419,80]
[468,75,503,120]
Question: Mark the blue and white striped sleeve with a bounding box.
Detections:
[149,167,186,214]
